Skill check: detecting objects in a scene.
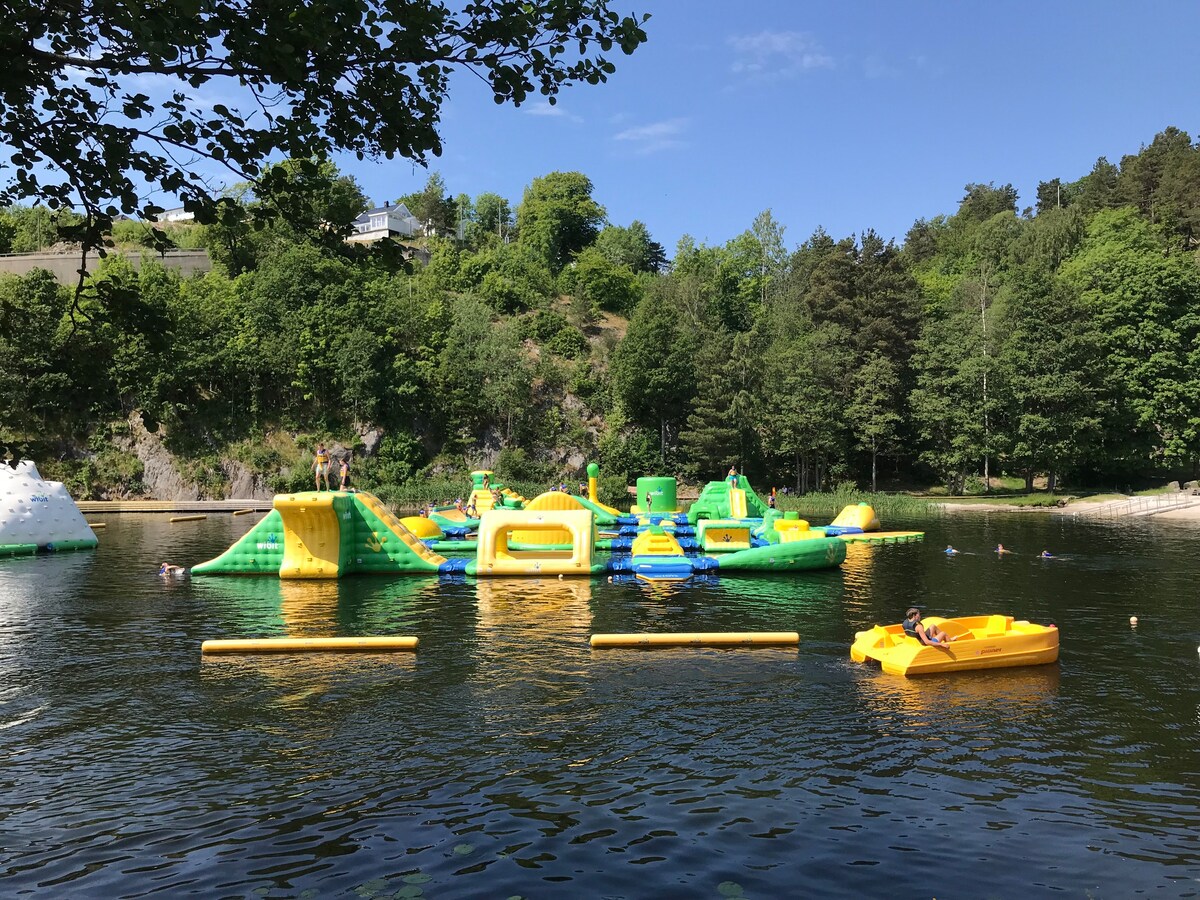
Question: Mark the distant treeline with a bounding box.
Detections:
[2,128,1199,497]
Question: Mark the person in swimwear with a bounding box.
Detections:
[903,607,956,646]
[159,562,187,577]
[313,442,331,491]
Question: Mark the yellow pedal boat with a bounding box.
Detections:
[850,614,1059,676]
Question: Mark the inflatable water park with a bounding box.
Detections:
[0,456,1062,677]
[192,464,923,582]
[0,461,98,556]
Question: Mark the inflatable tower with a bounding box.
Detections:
[0,461,98,556]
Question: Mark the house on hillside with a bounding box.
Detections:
[348,201,422,244]
[155,206,195,223]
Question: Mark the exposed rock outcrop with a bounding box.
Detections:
[117,413,200,501]
[221,459,273,500]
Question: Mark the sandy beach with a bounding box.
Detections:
[936,499,1200,523]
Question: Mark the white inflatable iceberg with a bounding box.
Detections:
[0,461,97,555]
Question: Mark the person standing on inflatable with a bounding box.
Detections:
[339,454,351,491]
[313,442,331,491]
[727,465,738,487]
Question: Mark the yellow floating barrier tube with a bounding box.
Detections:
[590,632,799,649]
[87,522,106,529]
[170,514,208,523]
[232,508,256,517]
[201,636,419,654]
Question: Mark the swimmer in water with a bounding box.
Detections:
[159,562,187,577]
[944,545,960,555]
[996,543,1012,555]
[1040,549,1054,559]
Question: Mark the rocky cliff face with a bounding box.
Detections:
[115,413,201,500]
[220,459,273,501]
[116,415,278,501]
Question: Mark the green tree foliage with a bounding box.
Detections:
[194,160,370,275]
[593,220,666,273]
[560,246,642,321]
[909,295,995,494]
[399,173,457,239]
[763,319,852,492]
[1,1,649,256]
[0,206,85,253]
[517,172,606,272]
[848,353,902,492]
[678,335,757,478]
[1000,271,1103,489]
[1114,127,1200,245]
[257,158,369,248]
[0,271,72,438]
[456,243,553,314]
[8,127,1200,498]
[1059,207,1200,467]
[956,182,1019,224]
[435,297,531,447]
[670,236,744,331]
[610,284,698,463]
[473,192,514,247]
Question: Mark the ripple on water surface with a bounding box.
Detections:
[0,514,1198,896]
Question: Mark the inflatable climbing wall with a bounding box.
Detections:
[0,461,98,555]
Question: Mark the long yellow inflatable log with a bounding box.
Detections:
[170,514,207,523]
[590,632,799,649]
[87,522,106,529]
[201,636,419,654]
[232,508,255,517]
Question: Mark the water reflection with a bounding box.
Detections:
[839,540,876,593]
[3,514,1200,896]
[854,662,1061,719]
[474,576,594,635]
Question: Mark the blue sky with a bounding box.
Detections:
[337,0,1200,256]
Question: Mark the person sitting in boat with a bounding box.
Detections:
[903,607,956,646]
[159,562,187,577]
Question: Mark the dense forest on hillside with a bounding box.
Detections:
[2,127,1200,501]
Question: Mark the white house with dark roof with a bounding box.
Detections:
[348,201,421,244]
[154,206,195,223]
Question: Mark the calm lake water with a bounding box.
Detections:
[1,511,1198,898]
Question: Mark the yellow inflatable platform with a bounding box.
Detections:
[475,508,602,576]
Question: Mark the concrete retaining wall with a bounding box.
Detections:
[0,249,212,284]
